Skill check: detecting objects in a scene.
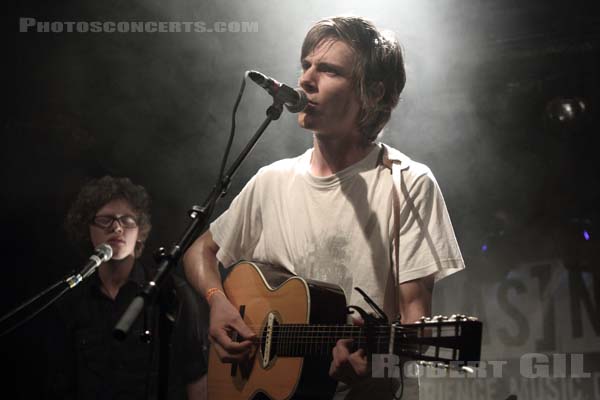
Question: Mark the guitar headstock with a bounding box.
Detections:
[393,314,482,366]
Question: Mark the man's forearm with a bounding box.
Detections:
[183,230,223,297]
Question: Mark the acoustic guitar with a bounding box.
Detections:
[208,261,482,400]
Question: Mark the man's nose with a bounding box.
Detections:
[299,68,317,94]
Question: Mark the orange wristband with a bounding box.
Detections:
[205,287,224,304]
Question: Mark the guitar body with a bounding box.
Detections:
[208,261,347,400]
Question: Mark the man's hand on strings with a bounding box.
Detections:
[208,293,257,363]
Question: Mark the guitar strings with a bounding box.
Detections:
[236,324,457,336]
[232,325,459,341]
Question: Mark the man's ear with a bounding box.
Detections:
[367,82,385,105]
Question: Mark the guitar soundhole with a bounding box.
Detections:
[258,312,280,369]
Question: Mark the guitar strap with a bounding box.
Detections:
[380,143,411,323]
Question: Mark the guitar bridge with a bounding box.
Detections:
[259,312,280,369]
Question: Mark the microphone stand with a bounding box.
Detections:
[0,278,69,338]
[113,100,285,398]
[0,264,104,338]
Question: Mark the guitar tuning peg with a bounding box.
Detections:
[448,314,472,322]
[449,314,461,321]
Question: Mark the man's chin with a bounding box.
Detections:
[298,114,317,131]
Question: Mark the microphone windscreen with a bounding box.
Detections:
[96,243,113,262]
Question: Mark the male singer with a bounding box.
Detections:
[184,16,465,399]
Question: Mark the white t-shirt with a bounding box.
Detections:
[211,142,465,316]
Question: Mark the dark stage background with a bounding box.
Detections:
[5,0,600,399]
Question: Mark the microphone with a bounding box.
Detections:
[65,243,113,288]
[247,70,308,113]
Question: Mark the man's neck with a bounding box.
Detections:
[310,132,375,177]
[98,256,136,300]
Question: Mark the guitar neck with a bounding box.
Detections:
[270,320,480,364]
[274,324,377,357]
[272,324,427,358]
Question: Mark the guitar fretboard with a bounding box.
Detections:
[269,324,433,358]
[261,320,481,363]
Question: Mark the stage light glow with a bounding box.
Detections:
[545,97,587,124]
[583,230,590,241]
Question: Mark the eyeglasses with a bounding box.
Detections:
[91,215,138,229]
